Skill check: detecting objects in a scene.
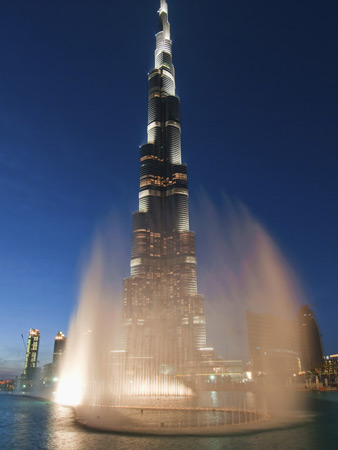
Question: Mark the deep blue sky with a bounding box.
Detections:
[1,0,337,377]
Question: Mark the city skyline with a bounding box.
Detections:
[0,0,337,378]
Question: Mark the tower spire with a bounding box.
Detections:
[155,0,172,71]
[159,0,168,15]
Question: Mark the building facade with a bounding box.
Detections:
[53,331,67,369]
[246,311,301,380]
[121,0,206,375]
[296,305,323,372]
[23,328,40,380]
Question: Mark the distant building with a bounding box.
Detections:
[296,305,323,371]
[52,331,67,370]
[324,354,338,373]
[0,379,14,391]
[180,347,246,390]
[246,311,301,380]
[197,349,244,381]
[41,363,54,386]
[23,329,40,380]
[322,354,338,386]
[41,332,67,390]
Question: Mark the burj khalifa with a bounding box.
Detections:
[121,1,206,375]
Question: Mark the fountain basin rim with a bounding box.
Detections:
[79,404,267,414]
[75,404,270,435]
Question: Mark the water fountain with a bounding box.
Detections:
[56,1,304,434]
[55,199,308,434]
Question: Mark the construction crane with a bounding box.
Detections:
[21,333,26,352]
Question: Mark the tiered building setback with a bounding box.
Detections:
[121,0,206,374]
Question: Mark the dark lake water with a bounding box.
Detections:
[1,391,338,450]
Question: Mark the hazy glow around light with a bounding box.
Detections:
[117,375,193,397]
[55,374,83,406]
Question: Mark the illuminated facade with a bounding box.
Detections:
[121,0,206,373]
[24,328,40,379]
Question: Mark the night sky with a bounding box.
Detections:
[1,0,337,378]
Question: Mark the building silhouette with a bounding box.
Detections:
[296,305,323,371]
[23,328,40,381]
[41,331,67,390]
[121,0,206,374]
[53,331,67,369]
[246,311,301,380]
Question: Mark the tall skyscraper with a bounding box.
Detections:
[296,305,323,371]
[24,328,40,380]
[53,331,67,369]
[121,0,206,374]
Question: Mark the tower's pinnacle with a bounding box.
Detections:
[155,0,172,70]
[157,0,170,41]
[159,0,168,15]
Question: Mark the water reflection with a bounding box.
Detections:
[1,394,328,450]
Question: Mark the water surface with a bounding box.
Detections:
[1,392,338,450]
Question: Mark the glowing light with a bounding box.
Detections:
[114,375,193,397]
[55,375,83,406]
[55,331,66,340]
